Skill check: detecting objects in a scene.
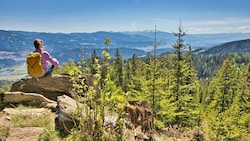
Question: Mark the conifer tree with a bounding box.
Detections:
[205,58,244,140]
[234,62,250,131]
[125,54,144,98]
[208,59,238,112]
[123,59,131,94]
[167,23,199,128]
[112,48,124,88]
[131,53,138,75]
[88,49,99,74]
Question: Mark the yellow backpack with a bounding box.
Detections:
[27,52,44,78]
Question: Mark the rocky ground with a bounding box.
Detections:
[0,107,55,141]
[0,107,193,141]
[0,102,199,141]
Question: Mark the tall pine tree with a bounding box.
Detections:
[208,59,238,112]
[167,23,199,128]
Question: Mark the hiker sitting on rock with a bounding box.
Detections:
[27,39,59,78]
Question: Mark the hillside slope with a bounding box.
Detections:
[201,39,250,55]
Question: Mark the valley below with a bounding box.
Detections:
[0,63,27,80]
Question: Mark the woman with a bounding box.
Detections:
[33,38,59,77]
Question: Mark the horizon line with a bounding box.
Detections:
[1,29,250,35]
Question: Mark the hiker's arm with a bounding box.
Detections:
[44,52,59,66]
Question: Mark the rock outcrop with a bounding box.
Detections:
[10,74,75,100]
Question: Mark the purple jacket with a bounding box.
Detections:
[34,49,59,70]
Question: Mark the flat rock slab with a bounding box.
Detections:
[3,107,53,116]
[6,127,44,141]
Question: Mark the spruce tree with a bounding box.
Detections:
[112,48,124,88]
[234,62,250,132]
[205,58,243,140]
[167,23,199,128]
[89,49,99,74]
[208,59,238,112]
[126,55,144,98]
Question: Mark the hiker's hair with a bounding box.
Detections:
[34,39,43,49]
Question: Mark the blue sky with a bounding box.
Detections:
[1,0,250,34]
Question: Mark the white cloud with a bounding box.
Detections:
[150,17,250,34]
[188,26,250,34]
[225,26,250,33]
[188,27,213,33]
[184,17,250,34]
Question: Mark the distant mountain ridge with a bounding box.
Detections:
[201,39,250,55]
[0,30,250,69]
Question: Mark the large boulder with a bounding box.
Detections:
[56,95,84,133]
[10,74,75,101]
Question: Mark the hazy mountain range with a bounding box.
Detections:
[0,30,250,70]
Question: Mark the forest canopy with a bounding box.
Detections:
[51,26,250,140]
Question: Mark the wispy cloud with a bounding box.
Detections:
[225,26,250,33]
[184,17,250,33]
[187,27,214,33]
[186,17,250,26]
[152,17,250,33]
